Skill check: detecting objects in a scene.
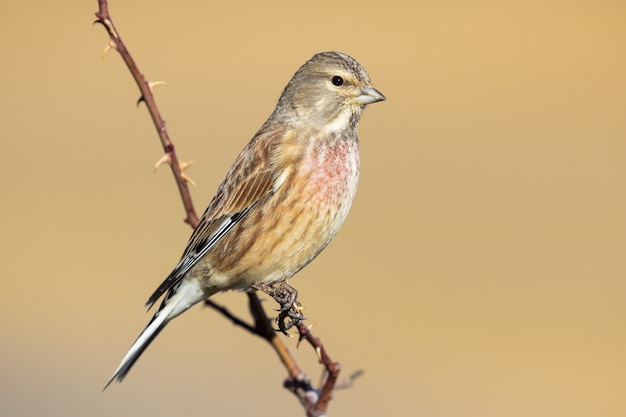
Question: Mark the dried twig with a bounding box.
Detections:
[94,2,356,415]
[94,0,198,227]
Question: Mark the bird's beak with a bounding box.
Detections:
[354,87,386,105]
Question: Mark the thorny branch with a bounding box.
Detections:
[94,1,361,415]
[94,0,198,227]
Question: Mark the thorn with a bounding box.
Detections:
[180,160,193,172]
[154,154,172,172]
[101,44,110,59]
[181,172,197,186]
[148,81,167,92]
[180,160,196,186]
[101,40,117,60]
[294,302,305,317]
[154,156,196,185]
[136,82,166,107]
[92,19,107,30]
[296,322,315,348]
[315,346,323,362]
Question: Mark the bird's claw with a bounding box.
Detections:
[255,281,306,335]
[277,306,305,334]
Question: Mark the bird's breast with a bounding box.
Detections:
[299,138,360,212]
[260,137,360,273]
[204,137,360,289]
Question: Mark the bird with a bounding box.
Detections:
[105,51,385,388]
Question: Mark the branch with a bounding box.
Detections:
[94,2,358,415]
[94,0,198,227]
[206,297,362,417]
[297,323,341,415]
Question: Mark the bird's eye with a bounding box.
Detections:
[331,76,344,86]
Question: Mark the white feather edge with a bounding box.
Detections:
[105,279,205,388]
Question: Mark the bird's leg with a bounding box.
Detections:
[254,281,305,335]
[254,281,298,310]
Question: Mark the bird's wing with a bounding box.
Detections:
[145,132,284,309]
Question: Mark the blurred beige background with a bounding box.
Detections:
[1,1,624,416]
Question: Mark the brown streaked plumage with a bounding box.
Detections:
[105,51,385,387]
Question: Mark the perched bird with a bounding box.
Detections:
[105,51,385,387]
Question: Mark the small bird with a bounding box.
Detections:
[105,51,385,387]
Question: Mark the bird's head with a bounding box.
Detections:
[273,52,385,135]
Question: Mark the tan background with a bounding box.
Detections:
[1,1,624,416]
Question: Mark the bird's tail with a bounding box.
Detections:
[104,279,205,389]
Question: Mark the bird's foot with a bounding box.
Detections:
[254,281,305,335]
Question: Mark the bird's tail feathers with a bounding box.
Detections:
[104,279,205,389]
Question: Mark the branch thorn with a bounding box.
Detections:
[180,160,196,186]
[154,153,172,171]
[148,81,167,91]
[101,40,117,60]
[181,172,197,186]
[297,323,315,348]
[154,155,194,186]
